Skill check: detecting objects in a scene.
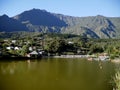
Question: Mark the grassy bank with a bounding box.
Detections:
[113,70,120,90]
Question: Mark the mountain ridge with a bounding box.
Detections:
[0,8,120,38]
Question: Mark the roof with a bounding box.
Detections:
[29,51,38,55]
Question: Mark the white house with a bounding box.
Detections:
[14,47,20,50]
[6,46,14,50]
[29,51,39,58]
[4,39,9,42]
[29,47,33,51]
[39,51,44,55]
[98,55,109,61]
[11,40,16,43]
[29,51,38,55]
[68,41,74,44]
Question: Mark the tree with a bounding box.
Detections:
[44,37,67,55]
[20,45,29,56]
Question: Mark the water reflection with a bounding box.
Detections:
[0,58,118,90]
[1,62,16,75]
[0,60,39,75]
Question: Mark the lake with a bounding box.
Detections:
[0,58,119,90]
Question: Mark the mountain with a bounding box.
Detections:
[14,9,67,27]
[60,15,117,38]
[13,9,67,32]
[0,8,120,38]
[0,14,28,32]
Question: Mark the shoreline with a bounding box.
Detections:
[1,55,120,63]
[53,55,89,58]
[110,59,120,63]
[0,55,90,60]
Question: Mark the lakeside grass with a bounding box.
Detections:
[113,69,120,90]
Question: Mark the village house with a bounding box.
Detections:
[4,39,9,42]
[14,46,20,50]
[28,51,39,58]
[38,50,44,55]
[6,46,21,51]
[29,47,33,51]
[68,41,74,44]
[11,40,16,43]
[27,50,43,58]
[98,53,110,61]
[6,46,14,50]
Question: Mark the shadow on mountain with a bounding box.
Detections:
[82,27,100,38]
[0,15,28,32]
[14,9,67,27]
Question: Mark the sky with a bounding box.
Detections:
[0,0,120,17]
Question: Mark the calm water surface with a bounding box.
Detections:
[0,58,119,90]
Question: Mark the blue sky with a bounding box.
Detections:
[0,0,120,17]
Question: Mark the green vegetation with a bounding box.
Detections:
[0,33,120,59]
[113,69,120,90]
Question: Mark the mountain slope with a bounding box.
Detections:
[0,14,28,32]
[0,8,120,38]
[13,9,67,32]
[60,15,116,38]
[109,17,120,38]
[14,9,67,27]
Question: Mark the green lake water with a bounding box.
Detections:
[0,58,119,90]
